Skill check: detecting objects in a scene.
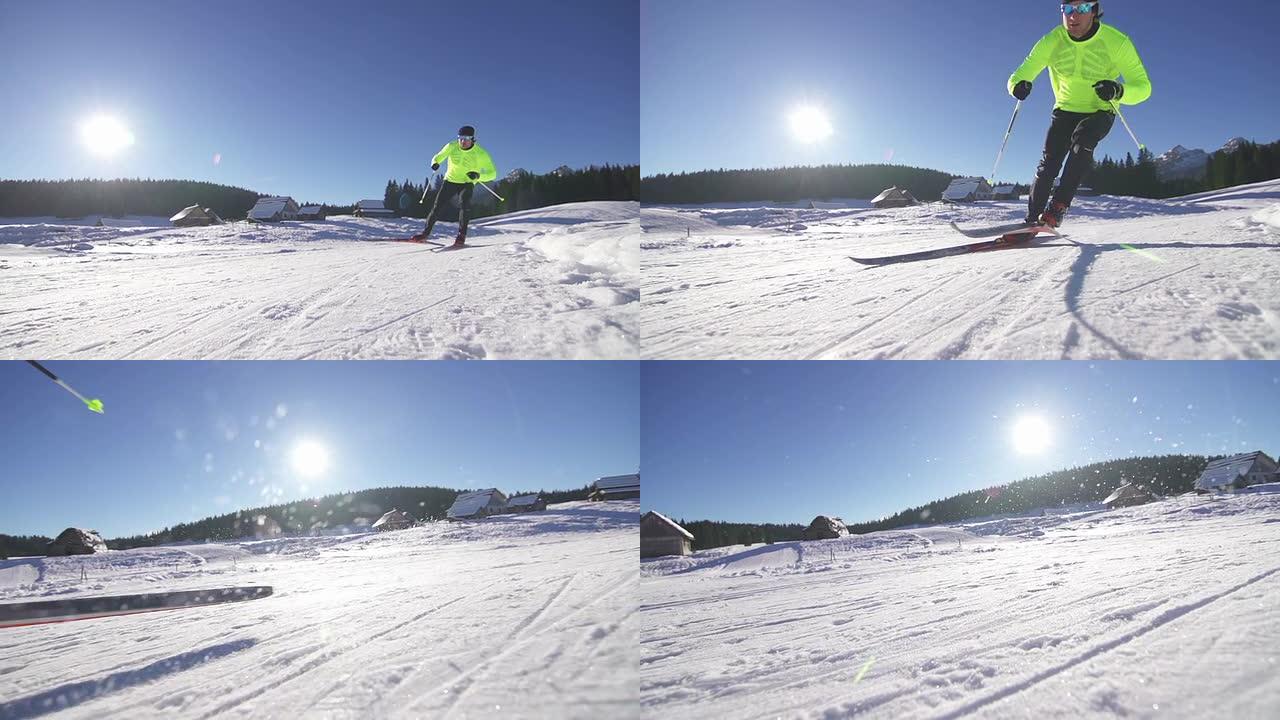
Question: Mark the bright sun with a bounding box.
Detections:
[787,105,833,143]
[1011,416,1052,454]
[290,440,330,476]
[79,114,135,156]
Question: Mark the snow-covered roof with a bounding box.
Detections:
[169,205,208,222]
[356,199,387,210]
[372,509,414,528]
[595,473,639,490]
[248,197,294,219]
[446,488,505,519]
[871,187,908,203]
[508,494,541,507]
[1196,452,1276,490]
[1103,483,1151,505]
[942,177,992,200]
[992,185,1017,194]
[298,205,322,214]
[643,510,693,540]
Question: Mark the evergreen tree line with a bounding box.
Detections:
[1085,140,1280,199]
[99,483,593,551]
[641,164,960,205]
[0,179,269,220]
[383,164,639,221]
[675,454,1213,552]
[0,534,53,559]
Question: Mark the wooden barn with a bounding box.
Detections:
[296,205,326,221]
[446,488,508,521]
[506,494,547,513]
[372,509,415,531]
[802,515,849,541]
[247,196,299,222]
[1195,451,1279,492]
[45,528,108,556]
[641,511,694,558]
[354,199,395,218]
[1103,483,1155,508]
[941,177,993,203]
[589,473,640,501]
[870,186,919,208]
[169,204,223,227]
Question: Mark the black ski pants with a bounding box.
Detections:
[1028,108,1115,220]
[423,180,476,240]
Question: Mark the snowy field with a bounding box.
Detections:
[640,488,1280,719]
[0,202,639,360]
[0,501,639,719]
[641,180,1280,359]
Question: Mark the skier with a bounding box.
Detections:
[413,125,498,247]
[1008,1,1151,228]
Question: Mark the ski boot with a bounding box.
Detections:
[1039,201,1068,229]
[450,232,466,249]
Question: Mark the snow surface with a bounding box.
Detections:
[0,500,638,719]
[641,179,1280,359]
[640,490,1280,719]
[0,201,639,359]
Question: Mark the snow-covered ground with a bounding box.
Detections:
[640,488,1280,719]
[0,500,639,719]
[641,180,1280,359]
[0,202,639,359]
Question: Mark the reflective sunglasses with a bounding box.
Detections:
[458,135,475,142]
[1061,2,1096,15]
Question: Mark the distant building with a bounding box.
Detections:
[589,473,640,501]
[1194,451,1280,492]
[354,199,395,218]
[296,205,326,221]
[802,515,849,541]
[507,494,547,513]
[870,186,920,209]
[641,511,694,558]
[991,185,1020,200]
[46,528,108,556]
[247,196,299,222]
[372,509,415,531]
[942,177,993,203]
[169,205,223,227]
[1102,483,1155,508]
[446,489,509,521]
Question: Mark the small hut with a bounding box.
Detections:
[247,196,300,222]
[507,494,547,513]
[802,515,849,541]
[169,205,223,227]
[942,177,993,203]
[871,186,920,208]
[353,199,396,218]
[296,205,326,221]
[1103,483,1155,509]
[46,528,108,556]
[991,185,1019,201]
[589,473,640,501]
[641,511,694,558]
[372,509,415,531]
[446,489,508,521]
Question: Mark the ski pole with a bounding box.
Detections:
[477,181,505,203]
[988,99,1022,185]
[1111,101,1145,152]
[420,174,439,204]
[27,361,104,414]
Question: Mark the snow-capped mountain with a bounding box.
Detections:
[1154,137,1250,181]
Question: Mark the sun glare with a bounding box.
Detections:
[290,440,330,477]
[787,105,833,143]
[79,114,135,156]
[1011,416,1052,455]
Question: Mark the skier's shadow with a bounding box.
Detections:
[0,638,257,719]
[1061,239,1280,358]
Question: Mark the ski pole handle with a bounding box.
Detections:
[989,99,1022,185]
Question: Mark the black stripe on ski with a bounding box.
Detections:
[0,586,274,629]
[848,232,1058,266]
[949,221,1060,239]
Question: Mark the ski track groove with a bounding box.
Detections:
[296,293,459,360]
[804,271,966,359]
[931,564,1280,719]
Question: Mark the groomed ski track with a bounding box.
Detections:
[641,180,1280,359]
[0,202,639,360]
[0,501,639,719]
[639,489,1280,719]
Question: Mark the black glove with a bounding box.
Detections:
[1011,80,1032,101]
[431,163,440,172]
[467,171,480,181]
[1093,80,1123,102]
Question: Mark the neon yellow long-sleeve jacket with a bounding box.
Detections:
[1009,23,1151,113]
[432,141,498,184]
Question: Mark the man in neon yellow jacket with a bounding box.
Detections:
[414,124,498,247]
[1009,1,1151,228]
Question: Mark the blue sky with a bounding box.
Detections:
[0,361,639,538]
[642,0,1280,180]
[0,0,638,205]
[642,362,1280,525]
